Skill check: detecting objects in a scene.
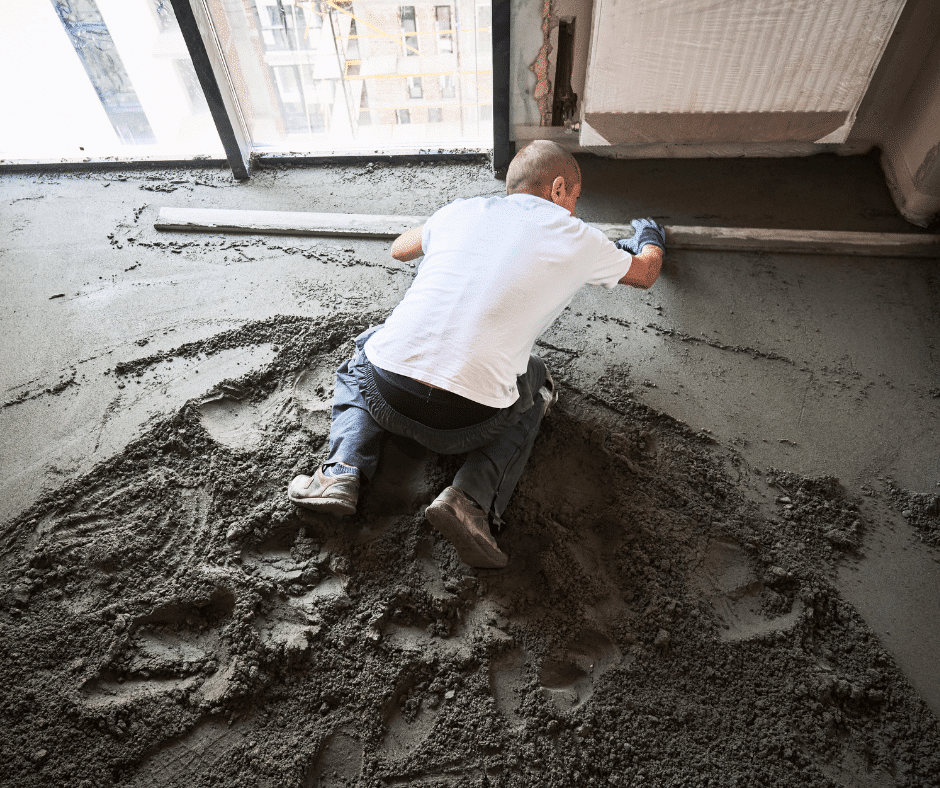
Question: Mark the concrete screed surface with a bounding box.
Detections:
[0,154,938,787]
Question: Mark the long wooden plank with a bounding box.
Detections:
[156,207,426,239]
[596,224,940,257]
[156,207,940,258]
[665,226,940,257]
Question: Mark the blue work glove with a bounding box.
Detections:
[615,218,666,255]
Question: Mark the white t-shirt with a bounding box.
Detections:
[364,193,632,408]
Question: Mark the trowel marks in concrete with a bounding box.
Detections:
[1,313,938,788]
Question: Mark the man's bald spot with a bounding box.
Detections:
[506,140,581,199]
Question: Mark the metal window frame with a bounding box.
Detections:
[491,0,511,175]
[168,0,251,179]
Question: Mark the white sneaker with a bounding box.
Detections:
[287,467,358,516]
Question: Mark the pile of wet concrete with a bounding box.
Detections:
[1,314,938,788]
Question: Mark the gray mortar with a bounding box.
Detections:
[1,313,939,788]
[2,157,939,787]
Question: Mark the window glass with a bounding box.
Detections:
[440,73,456,99]
[400,6,419,55]
[0,0,223,162]
[203,0,492,153]
[1,0,493,161]
[435,5,453,53]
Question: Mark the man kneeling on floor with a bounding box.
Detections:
[288,141,665,569]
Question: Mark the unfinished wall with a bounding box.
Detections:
[509,0,591,144]
[849,0,940,226]
[509,0,940,225]
[877,31,940,226]
[509,0,545,129]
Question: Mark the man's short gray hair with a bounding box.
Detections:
[506,140,581,199]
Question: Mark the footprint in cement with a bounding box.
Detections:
[305,731,363,787]
[199,352,341,452]
[245,530,351,623]
[488,629,621,720]
[378,677,444,761]
[130,718,251,788]
[537,628,621,712]
[291,357,345,434]
[489,647,528,726]
[691,537,803,641]
[198,390,290,451]
[83,588,234,708]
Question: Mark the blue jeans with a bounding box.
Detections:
[325,326,548,523]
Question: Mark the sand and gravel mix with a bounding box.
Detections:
[2,313,938,788]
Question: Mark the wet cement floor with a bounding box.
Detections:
[1,153,938,786]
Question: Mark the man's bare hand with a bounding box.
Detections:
[391,225,425,262]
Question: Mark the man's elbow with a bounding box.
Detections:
[390,225,425,262]
[390,245,418,263]
[640,259,663,289]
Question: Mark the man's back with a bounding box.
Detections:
[365,193,632,408]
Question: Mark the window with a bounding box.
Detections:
[270,66,336,134]
[346,19,360,59]
[359,84,371,126]
[435,6,453,53]
[400,7,419,56]
[273,65,302,103]
[151,0,175,32]
[262,3,311,51]
[51,0,157,145]
[440,74,456,99]
[175,60,208,113]
[0,0,493,162]
[396,108,411,124]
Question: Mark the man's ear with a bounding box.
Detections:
[550,175,567,205]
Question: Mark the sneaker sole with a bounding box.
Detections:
[288,492,356,516]
[426,502,508,569]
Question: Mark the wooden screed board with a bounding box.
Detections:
[156,207,940,258]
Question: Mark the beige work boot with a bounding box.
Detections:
[425,487,508,569]
[288,467,358,516]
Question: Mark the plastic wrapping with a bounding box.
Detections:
[582,0,906,146]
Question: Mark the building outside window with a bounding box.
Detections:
[400,6,419,56]
[440,73,456,98]
[435,6,453,53]
[175,59,207,113]
[359,84,372,126]
[262,2,313,51]
[1,0,493,161]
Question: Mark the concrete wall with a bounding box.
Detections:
[509,0,590,143]
[849,0,940,226]
[874,29,940,226]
